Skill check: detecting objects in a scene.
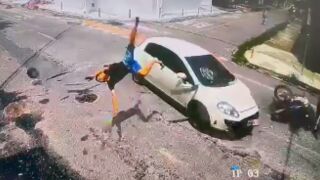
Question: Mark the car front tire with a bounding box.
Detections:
[187,101,211,130]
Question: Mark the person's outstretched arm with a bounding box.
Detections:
[138,59,163,77]
[129,17,139,46]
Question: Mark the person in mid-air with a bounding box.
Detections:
[85,17,163,117]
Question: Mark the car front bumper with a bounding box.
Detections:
[224,112,259,129]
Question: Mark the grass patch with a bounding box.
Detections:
[287,73,300,85]
[232,22,288,65]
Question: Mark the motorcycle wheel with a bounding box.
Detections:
[274,85,293,102]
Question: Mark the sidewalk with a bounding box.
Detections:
[245,21,320,90]
[161,9,289,59]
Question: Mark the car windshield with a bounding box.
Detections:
[186,55,235,87]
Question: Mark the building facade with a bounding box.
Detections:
[53,0,205,19]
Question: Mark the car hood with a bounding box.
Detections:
[197,80,257,112]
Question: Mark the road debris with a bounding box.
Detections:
[38,98,49,104]
[83,148,88,155]
[75,94,98,103]
[60,96,69,101]
[31,79,42,86]
[80,134,89,141]
[26,67,39,79]
[46,71,70,81]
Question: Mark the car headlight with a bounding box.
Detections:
[217,102,239,118]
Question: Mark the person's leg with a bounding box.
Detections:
[111,89,119,117]
[129,17,139,46]
[107,80,119,117]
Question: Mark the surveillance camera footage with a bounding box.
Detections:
[0,0,319,180]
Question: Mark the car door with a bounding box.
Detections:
[144,43,197,107]
[143,43,179,99]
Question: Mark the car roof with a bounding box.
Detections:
[145,37,210,57]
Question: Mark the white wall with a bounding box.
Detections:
[162,0,202,13]
[53,0,204,18]
[54,0,85,11]
[97,0,157,18]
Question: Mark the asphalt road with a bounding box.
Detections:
[0,4,319,180]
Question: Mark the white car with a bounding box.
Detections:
[134,37,259,132]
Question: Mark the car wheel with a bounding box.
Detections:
[187,101,211,130]
[132,74,144,85]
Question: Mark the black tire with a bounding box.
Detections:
[132,74,144,85]
[274,85,293,102]
[187,101,211,130]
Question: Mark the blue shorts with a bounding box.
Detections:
[122,45,142,74]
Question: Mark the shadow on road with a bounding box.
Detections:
[0,90,28,110]
[190,120,253,141]
[0,18,13,31]
[110,101,160,140]
[15,113,42,133]
[168,117,252,141]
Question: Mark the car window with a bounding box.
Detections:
[186,55,235,87]
[145,43,194,84]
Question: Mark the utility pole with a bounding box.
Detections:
[284,0,288,8]
[301,8,311,75]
